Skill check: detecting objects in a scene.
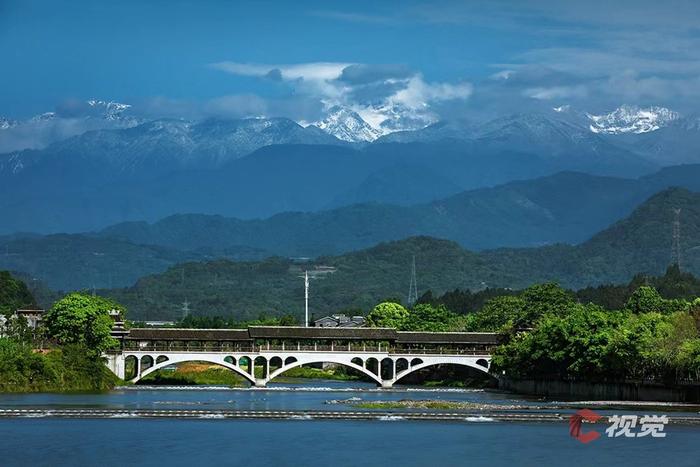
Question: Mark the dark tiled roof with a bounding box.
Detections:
[124,327,499,344]
[396,332,500,345]
[126,328,251,341]
[248,326,398,340]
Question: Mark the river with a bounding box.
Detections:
[1,380,698,466]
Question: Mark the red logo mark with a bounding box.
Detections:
[569,409,602,444]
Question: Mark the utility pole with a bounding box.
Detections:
[304,270,309,328]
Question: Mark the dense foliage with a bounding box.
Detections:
[0,274,123,392]
[366,278,700,384]
[458,281,700,383]
[0,339,119,392]
[174,313,298,329]
[44,293,124,356]
[0,270,35,315]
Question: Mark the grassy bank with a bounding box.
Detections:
[0,339,119,393]
[275,365,361,382]
[139,363,249,386]
[139,363,362,386]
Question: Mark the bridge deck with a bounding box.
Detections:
[117,326,499,354]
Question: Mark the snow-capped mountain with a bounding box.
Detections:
[29,112,57,123]
[588,105,680,134]
[86,99,137,123]
[313,106,381,142]
[0,99,141,153]
[1,116,344,176]
[371,102,436,135]
[312,103,435,142]
[0,117,18,130]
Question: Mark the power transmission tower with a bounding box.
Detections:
[672,208,682,269]
[407,255,418,305]
[181,299,190,320]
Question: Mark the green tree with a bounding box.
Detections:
[3,314,33,344]
[366,302,409,328]
[468,295,526,331]
[520,282,575,324]
[467,283,575,332]
[491,303,622,380]
[44,293,124,356]
[625,286,665,314]
[404,304,459,332]
[676,339,700,380]
[0,271,35,316]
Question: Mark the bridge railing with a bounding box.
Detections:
[119,343,493,355]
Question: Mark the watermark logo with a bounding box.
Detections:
[569,410,668,443]
[569,409,602,444]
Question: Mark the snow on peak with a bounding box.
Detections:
[87,99,132,121]
[0,117,18,130]
[30,112,56,123]
[587,105,680,134]
[314,106,382,142]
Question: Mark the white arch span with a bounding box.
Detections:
[391,358,492,385]
[107,352,492,388]
[266,356,384,386]
[127,353,256,385]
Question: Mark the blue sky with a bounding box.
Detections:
[3,0,700,121]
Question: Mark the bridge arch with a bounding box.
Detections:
[266,358,383,386]
[141,355,154,372]
[128,354,256,385]
[393,359,493,385]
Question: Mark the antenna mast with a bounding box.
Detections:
[304,270,309,327]
[408,255,418,305]
[672,208,682,269]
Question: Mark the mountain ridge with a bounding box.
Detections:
[94,187,700,320]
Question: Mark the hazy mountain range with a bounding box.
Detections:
[4,101,698,234]
[96,187,700,320]
[3,166,699,292]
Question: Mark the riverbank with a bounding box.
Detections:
[0,340,119,393]
[499,378,700,403]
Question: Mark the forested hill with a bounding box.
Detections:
[5,167,700,292]
[102,188,700,320]
[99,165,700,255]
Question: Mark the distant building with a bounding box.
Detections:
[143,320,176,327]
[0,309,45,337]
[313,314,365,328]
[14,309,45,330]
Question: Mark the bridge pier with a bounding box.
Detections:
[254,379,267,388]
[105,354,125,380]
[380,380,394,389]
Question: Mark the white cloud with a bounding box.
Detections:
[524,85,587,100]
[210,61,473,132]
[491,70,515,80]
[210,61,352,82]
[390,75,473,109]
